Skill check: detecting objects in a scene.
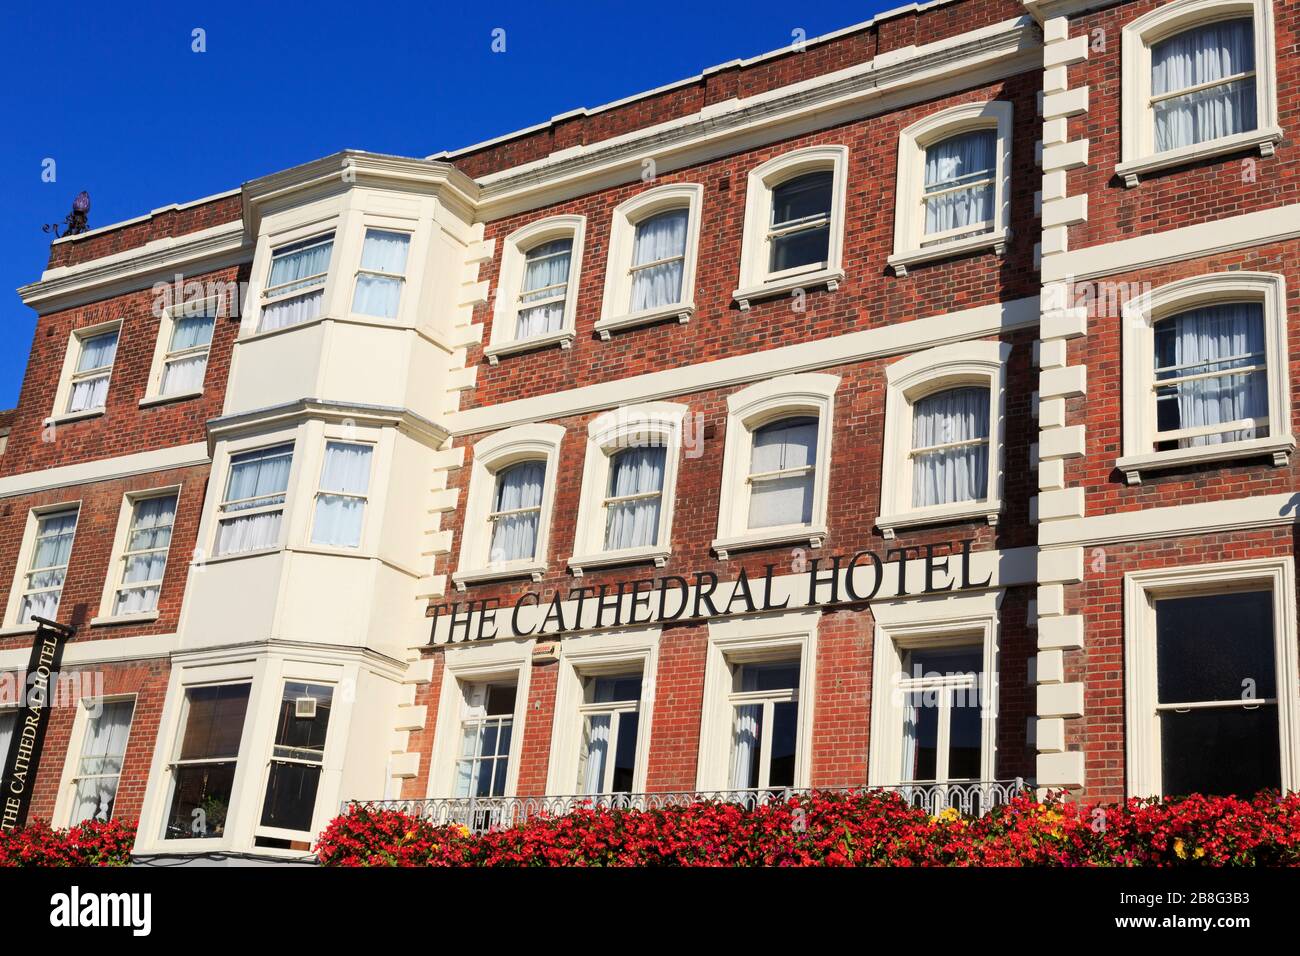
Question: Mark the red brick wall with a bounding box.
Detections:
[465,74,1041,410]
[46,194,242,270]
[2,264,246,479]
[1066,0,1300,251]
[0,463,210,651]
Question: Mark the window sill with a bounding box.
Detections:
[711,525,827,560]
[0,623,39,638]
[483,329,576,365]
[732,269,843,311]
[45,408,105,426]
[593,303,694,340]
[1117,436,1294,485]
[876,501,1001,539]
[888,229,1009,276]
[568,546,671,576]
[1116,127,1283,187]
[139,389,203,408]
[90,611,160,627]
[453,563,547,590]
[197,546,284,567]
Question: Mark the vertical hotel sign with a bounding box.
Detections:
[0,617,74,831]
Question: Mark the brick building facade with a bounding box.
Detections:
[0,0,1295,860]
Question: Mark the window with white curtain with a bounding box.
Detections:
[311,442,373,549]
[488,461,546,565]
[69,699,135,825]
[603,446,666,551]
[747,416,818,530]
[897,646,983,784]
[728,661,800,790]
[576,673,642,795]
[1151,17,1257,152]
[259,682,334,834]
[214,444,293,556]
[66,328,119,414]
[258,235,334,332]
[910,387,991,508]
[515,239,573,340]
[0,710,15,769]
[922,130,996,245]
[629,210,688,313]
[351,229,410,319]
[159,307,216,397]
[454,683,516,798]
[164,683,250,839]
[112,493,177,615]
[767,172,833,275]
[18,508,78,624]
[1153,302,1267,451]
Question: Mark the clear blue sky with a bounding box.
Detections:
[0,0,887,409]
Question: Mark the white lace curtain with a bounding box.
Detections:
[161,314,215,395]
[0,711,15,767]
[20,511,78,622]
[911,387,990,508]
[115,495,177,614]
[351,230,410,318]
[516,239,572,339]
[489,461,546,562]
[70,700,135,825]
[1152,18,1256,151]
[924,130,996,237]
[68,330,119,413]
[312,442,373,548]
[216,446,293,555]
[260,238,333,332]
[747,417,818,529]
[1157,302,1267,447]
[579,715,611,794]
[604,446,665,550]
[629,209,688,312]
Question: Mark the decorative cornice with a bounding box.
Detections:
[205,397,450,453]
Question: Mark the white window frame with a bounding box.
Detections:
[307,439,375,551]
[94,486,181,625]
[866,590,1001,787]
[1123,557,1300,797]
[427,639,532,799]
[454,423,564,588]
[1118,0,1281,186]
[889,101,1012,276]
[569,402,686,575]
[712,373,838,559]
[142,297,222,406]
[1118,272,1291,483]
[48,320,122,424]
[253,675,341,844]
[251,230,336,336]
[52,694,137,827]
[733,146,848,310]
[696,609,818,791]
[545,628,659,796]
[210,440,297,559]
[596,184,703,338]
[2,502,81,630]
[485,215,586,364]
[877,340,1009,537]
[348,224,415,321]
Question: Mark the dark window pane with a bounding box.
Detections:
[611,713,639,793]
[591,674,642,703]
[905,647,982,680]
[741,661,800,692]
[485,684,517,716]
[771,171,833,226]
[906,695,939,781]
[769,701,799,787]
[270,682,332,760]
[165,762,236,840]
[259,762,322,832]
[1160,705,1280,797]
[178,684,250,761]
[1156,591,1275,703]
[948,693,983,780]
[770,226,829,273]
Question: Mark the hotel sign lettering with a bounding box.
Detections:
[431,539,993,645]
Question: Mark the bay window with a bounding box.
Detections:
[65,326,120,415]
[576,674,642,795]
[111,493,177,615]
[17,508,79,624]
[214,444,293,556]
[310,442,373,549]
[259,682,333,834]
[351,229,410,319]
[259,234,334,332]
[68,699,135,825]
[164,683,251,840]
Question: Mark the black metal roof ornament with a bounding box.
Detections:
[43,191,91,239]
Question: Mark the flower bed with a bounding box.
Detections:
[0,819,136,867]
[315,790,1300,867]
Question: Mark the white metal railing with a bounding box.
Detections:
[343,779,1025,835]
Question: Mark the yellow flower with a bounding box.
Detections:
[1194,847,1205,859]
[1174,838,1187,859]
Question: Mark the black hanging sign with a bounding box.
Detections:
[0,616,75,831]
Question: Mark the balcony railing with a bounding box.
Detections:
[344,779,1025,835]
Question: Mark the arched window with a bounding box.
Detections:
[910,386,991,508]
[747,416,819,529]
